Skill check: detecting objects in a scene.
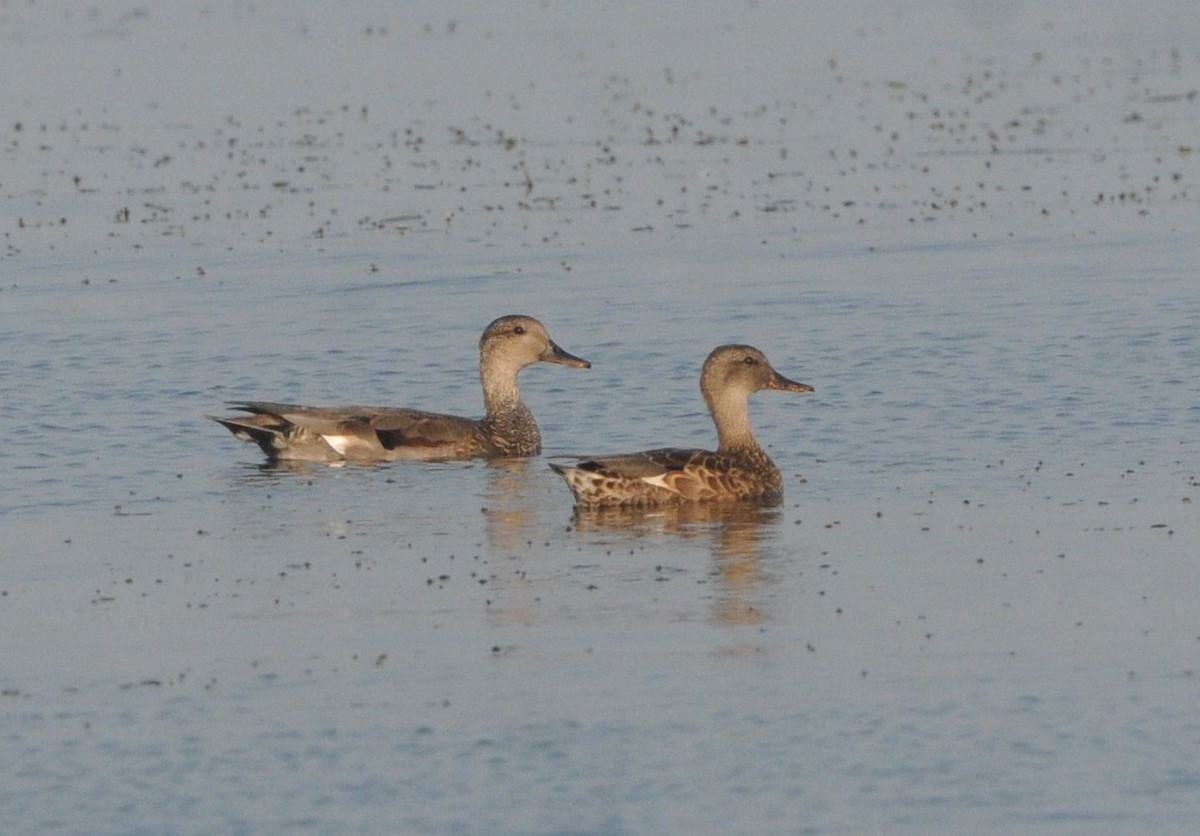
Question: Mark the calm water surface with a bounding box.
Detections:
[2,2,1199,833]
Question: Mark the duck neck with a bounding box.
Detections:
[481,354,521,412]
[479,359,540,453]
[481,357,538,432]
[708,388,761,456]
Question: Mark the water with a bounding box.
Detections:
[3,1,1200,833]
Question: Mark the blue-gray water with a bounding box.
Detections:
[3,2,1199,833]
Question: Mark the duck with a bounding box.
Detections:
[211,315,589,463]
[549,344,811,507]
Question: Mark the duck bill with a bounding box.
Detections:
[769,371,813,393]
[542,340,591,369]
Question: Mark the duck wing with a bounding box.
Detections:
[223,401,481,460]
[567,448,707,478]
[552,446,783,506]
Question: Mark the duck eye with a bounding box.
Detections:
[513,325,526,335]
[742,356,757,365]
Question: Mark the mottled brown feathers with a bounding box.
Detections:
[550,345,811,508]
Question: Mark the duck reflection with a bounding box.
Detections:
[569,502,782,627]
[247,458,323,477]
[482,458,538,553]
[482,458,565,627]
[477,463,790,631]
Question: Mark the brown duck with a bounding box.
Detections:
[211,315,589,463]
[550,344,812,507]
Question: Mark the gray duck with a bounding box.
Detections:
[212,315,589,463]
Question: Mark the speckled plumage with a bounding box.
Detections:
[211,315,589,463]
[550,345,812,507]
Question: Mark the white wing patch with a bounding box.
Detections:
[322,435,352,455]
[640,473,679,493]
